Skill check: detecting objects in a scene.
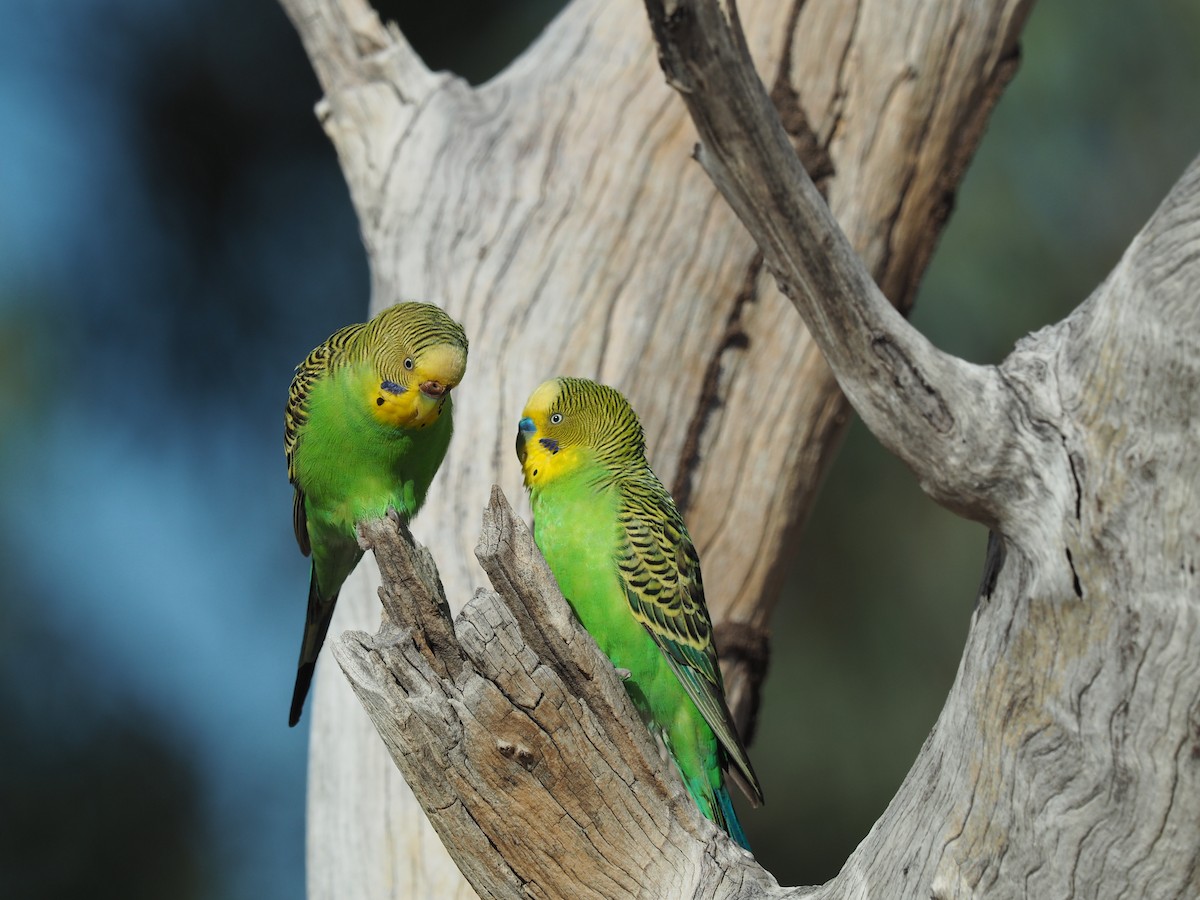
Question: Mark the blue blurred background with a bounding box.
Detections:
[1,1,1196,897]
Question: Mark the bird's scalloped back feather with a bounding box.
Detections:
[284,320,367,553]
[616,475,764,806]
[284,321,366,481]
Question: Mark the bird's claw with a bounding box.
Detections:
[387,507,403,528]
[614,667,632,681]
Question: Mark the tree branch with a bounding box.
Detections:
[639,3,1200,897]
[279,0,1047,894]
[335,489,793,899]
[644,0,1032,527]
[334,147,1200,895]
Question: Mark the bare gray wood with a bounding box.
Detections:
[336,491,791,898]
[264,0,1161,896]
[643,1,1200,897]
[644,0,1036,526]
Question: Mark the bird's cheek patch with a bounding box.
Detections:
[370,381,427,429]
[539,438,560,454]
[377,381,404,408]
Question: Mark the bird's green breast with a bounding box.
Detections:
[531,469,676,710]
[295,362,452,539]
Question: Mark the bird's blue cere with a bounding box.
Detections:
[518,417,536,435]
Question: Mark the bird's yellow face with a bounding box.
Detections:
[516,379,588,489]
[369,342,467,431]
[517,377,646,490]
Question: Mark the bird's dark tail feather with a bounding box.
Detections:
[289,664,317,728]
[715,785,751,851]
[288,571,339,727]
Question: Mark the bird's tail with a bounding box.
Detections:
[714,785,751,851]
[289,570,339,727]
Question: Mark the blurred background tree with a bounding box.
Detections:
[0,0,1196,896]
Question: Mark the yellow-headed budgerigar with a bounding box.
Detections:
[284,301,467,726]
[515,376,762,848]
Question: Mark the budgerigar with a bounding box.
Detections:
[285,301,467,726]
[515,377,762,848]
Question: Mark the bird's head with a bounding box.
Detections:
[516,377,644,489]
[369,302,468,430]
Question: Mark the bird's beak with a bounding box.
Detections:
[409,378,455,427]
[516,416,536,466]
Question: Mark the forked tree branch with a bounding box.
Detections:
[275,0,1172,896]
[334,158,1200,900]
[637,8,1200,895]
[335,489,792,899]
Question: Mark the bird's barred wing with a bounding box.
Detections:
[285,321,366,555]
[617,481,764,805]
[291,489,310,557]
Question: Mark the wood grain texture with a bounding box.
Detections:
[799,158,1200,899]
[647,2,1200,897]
[645,0,1033,526]
[335,491,793,898]
[275,0,1037,895]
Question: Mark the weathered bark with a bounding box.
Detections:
[268,0,1200,897]
[641,2,1200,897]
[335,492,788,898]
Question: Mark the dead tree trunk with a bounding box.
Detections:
[277,0,1197,896]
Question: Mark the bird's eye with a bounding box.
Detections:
[550,413,563,425]
[403,357,414,370]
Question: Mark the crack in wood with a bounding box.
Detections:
[1067,450,1083,521]
[769,2,834,195]
[1065,547,1083,599]
[768,78,835,195]
[977,530,1006,606]
[671,252,762,516]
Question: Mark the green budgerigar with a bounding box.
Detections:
[285,301,467,726]
[516,377,762,848]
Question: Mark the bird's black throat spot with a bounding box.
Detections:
[376,396,385,406]
[539,437,560,454]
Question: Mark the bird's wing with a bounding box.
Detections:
[285,321,366,555]
[616,477,764,805]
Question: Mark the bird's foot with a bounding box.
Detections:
[387,506,404,528]
[614,667,632,681]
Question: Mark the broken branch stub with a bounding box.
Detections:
[337,488,788,899]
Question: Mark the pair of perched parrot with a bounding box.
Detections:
[284,301,763,848]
